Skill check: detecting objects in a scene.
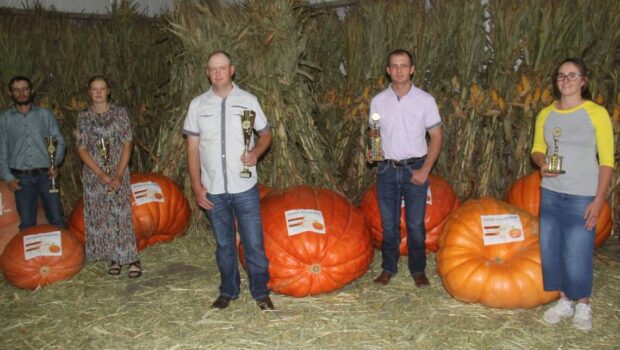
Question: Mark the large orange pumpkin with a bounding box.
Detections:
[68,173,191,251]
[437,197,558,309]
[1,224,84,289]
[506,171,612,248]
[240,186,373,297]
[359,174,460,254]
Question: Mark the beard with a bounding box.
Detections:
[12,95,34,106]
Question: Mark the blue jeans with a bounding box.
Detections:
[205,185,270,300]
[540,188,595,300]
[376,159,428,276]
[14,173,65,230]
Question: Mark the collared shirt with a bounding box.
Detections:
[531,100,615,196]
[182,83,270,194]
[0,105,66,182]
[369,84,442,160]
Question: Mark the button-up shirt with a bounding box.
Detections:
[369,84,442,160]
[0,105,66,182]
[183,83,270,194]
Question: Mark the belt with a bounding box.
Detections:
[10,167,49,175]
[383,156,426,167]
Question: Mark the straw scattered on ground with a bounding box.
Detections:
[1,228,619,350]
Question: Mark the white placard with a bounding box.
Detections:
[285,209,326,236]
[480,214,525,246]
[23,231,62,260]
[131,181,164,205]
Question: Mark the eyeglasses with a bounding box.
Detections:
[556,73,584,82]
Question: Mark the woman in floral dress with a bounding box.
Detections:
[76,76,141,278]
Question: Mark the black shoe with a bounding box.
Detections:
[211,295,231,309]
[256,296,275,310]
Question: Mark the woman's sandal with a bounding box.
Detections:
[108,261,121,276]
[128,261,142,278]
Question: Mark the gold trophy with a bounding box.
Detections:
[96,138,113,193]
[544,127,566,174]
[369,113,384,161]
[240,110,256,178]
[44,136,60,193]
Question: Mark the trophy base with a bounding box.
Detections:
[240,171,252,178]
[543,169,566,174]
[369,156,385,162]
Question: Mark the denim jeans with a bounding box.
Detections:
[205,185,270,300]
[13,172,65,230]
[376,158,428,276]
[540,188,595,300]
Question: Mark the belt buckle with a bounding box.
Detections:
[387,160,401,167]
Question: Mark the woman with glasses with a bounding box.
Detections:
[531,58,615,331]
[76,76,141,278]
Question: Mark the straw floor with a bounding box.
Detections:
[1,227,619,350]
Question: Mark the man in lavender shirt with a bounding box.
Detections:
[368,49,442,288]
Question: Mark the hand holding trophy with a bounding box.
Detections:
[96,138,114,193]
[368,113,384,161]
[240,110,256,178]
[44,136,59,193]
[543,127,566,174]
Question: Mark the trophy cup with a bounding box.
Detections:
[44,136,60,193]
[240,110,256,178]
[369,113,384,161]
[544,127,566,174]
[96,138,113,194]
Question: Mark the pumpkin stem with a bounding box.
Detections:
[39,266,50,277]
[310,264,321,274]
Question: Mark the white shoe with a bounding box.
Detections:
[572,303,592,331]
[543,298,574,324]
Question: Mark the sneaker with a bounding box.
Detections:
[572,303,592,331]
[543,298,574,324]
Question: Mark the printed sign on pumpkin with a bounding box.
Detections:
[480,214,524,246]
[131,181,165,205]
[285,209,326,236]
[23,231,62,260]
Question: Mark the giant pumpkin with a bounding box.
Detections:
[437,197,558,309]
[240,186,373,297]
[359,174,460,254]
[1,224,84,289]
[506,171,612,248]
[68,173,191,251]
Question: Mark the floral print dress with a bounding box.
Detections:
[76,105,137,265]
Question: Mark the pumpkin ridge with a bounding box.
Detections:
[270,271,311,295]
[315,188,334,262]
[444,259,486,301]
[318,198,354,263]
[263,222,313,266]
